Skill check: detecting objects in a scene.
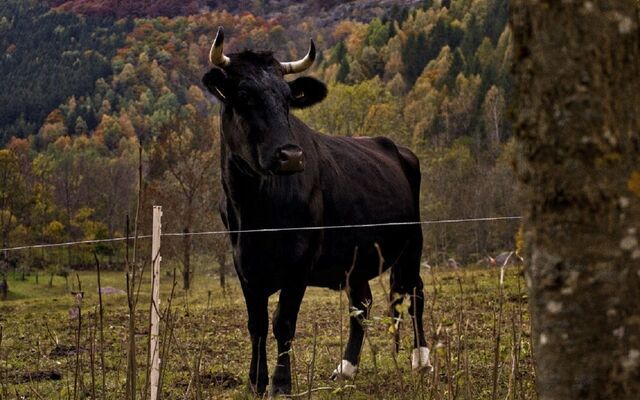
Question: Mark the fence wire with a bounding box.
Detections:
[0,215,522,252]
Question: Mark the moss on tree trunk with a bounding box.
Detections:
[511,1,640,398]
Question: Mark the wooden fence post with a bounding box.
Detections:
[150,206,162,400]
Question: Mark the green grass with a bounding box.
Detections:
[0,259,536,399]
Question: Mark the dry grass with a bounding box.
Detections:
[0,255,535,399]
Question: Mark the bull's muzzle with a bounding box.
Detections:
[276,144,305,174]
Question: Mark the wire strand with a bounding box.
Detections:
[0,216,522,252]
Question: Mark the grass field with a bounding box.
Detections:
[0,258,536,399]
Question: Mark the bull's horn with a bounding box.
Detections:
[281,39,316,75]
[209,26,231,67]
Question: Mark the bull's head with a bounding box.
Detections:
[202,27,327,175]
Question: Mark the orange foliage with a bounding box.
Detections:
[44,109,65,125]
[6,138,30,157]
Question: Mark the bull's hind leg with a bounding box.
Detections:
[390,234,432,372]
[331,281,372,380]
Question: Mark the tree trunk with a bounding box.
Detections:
[511,1,640,399]
[183,227,191,290]
[217,252,226,290]
[0,276,7,301]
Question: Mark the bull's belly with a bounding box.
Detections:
[308,226,417,289]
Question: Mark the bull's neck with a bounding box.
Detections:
[223,159,316,226]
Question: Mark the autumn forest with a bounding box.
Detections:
[0,0,516,276]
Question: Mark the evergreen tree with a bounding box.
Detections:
[336,59,350,83]
[402,31,428,85]
[332,40,348,65]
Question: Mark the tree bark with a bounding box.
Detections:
[183,226,191,290]
[0,278,7,300]
[511,1,640,399]
[217,251,226,290]
[0,258,7,300]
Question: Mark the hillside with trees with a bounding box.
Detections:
[0,0,131,145]
[0,0,517,277]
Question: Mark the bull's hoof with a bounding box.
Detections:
[269,382,292,398]
[411,346,433,372]
[330,359,357,380]
[249,377,268,396]
[249,384,267,397]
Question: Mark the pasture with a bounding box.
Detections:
[0,257,535,399]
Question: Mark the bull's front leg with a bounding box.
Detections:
[271,283,307,396]
[240,283,269,395]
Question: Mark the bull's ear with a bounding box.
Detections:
[288,77,327,109]
[202,68,231,103]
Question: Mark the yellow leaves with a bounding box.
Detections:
[422,46,453,88]
[31,153,52,178]
[38,110,68,144]
[395,295,412,315]
[118,63,137,86]
[296,77,392,137]
[52,136,73,152]
[186,85,206,106]
[72,207,109,240]
[384,52,404,80]
[595,152,622,167]
[71,135,92,151]
[6,137,29,156]
[475,37,495,69]
[333,20,360,42]
[0,210,17,226]
[74,207,94,221]
[379,295,412,334]
[346,23,368,56]
[386,73,407,97]
[0,148,18,164]
[628,171,640,198]
[44,108,64,124]
[43,220,65,241]
[118,112,137,138]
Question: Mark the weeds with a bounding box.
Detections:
[0,256,535,399]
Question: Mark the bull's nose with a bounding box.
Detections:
[276,144,304,173]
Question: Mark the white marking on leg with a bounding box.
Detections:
[411,347,433,372]
[330,359,357,380]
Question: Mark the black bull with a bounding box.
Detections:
[202,28,431,396]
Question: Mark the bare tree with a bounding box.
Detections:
[482,85,505,146]
[151,108,220,290]
[511,1,640,398]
